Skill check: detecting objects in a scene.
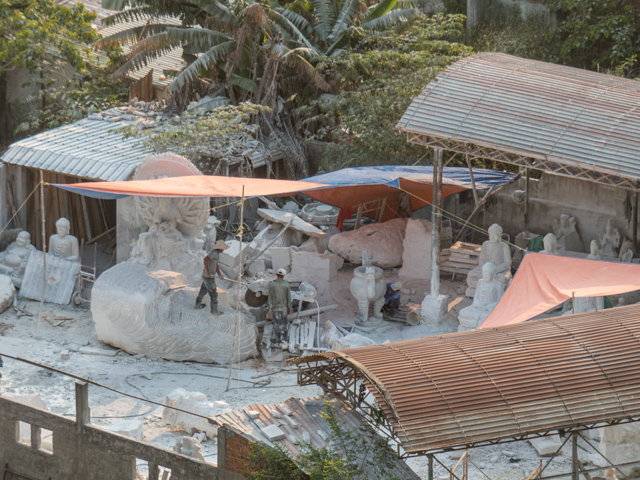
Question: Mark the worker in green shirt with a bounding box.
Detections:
[268,268,292,346]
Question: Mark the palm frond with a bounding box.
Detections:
[274,7,313,36]
[97,23,175,49]
[270,9,313,48]
[229,73,258,93]
[165,27,230,50]
[361,7,419,30]
[309,0,332,42]
[329,0,361,40]
[364,0,397,22]
[108,32,177,78]
[102,0,130,10]
[102,6,160,27]
[271,43,330,90]
[193,0,238,27]
[169,40,236,90]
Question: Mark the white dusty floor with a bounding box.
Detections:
[0,267,602,480]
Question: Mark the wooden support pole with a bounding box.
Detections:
[633,185,638,250]
[572,432,579,480]
[355,205,363,229]
[226,188,244,391]
[465,154,480,207]
[428,454,434,480]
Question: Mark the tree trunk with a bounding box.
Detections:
[0,68,7,146]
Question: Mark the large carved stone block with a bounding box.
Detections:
[91,263,258,364]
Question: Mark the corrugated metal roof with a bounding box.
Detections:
[1,115,150,181]
[216,395,420,479]
[397,52,640,183]
[58,0,113,28]
[293,304,640,454]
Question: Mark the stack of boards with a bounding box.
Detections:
[440,242,481,276]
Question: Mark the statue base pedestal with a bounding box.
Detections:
[421,294,450,325]
[353,316,385,332]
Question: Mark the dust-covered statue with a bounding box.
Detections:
[0,231,36,287]
[553,214,583,252]
[466,223,511,297]
[49,218,80,262]
[129,196,208,284]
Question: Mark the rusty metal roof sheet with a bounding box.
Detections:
[1,115,150,181]
[293,305,640,455]
[215,395,420,479]
[397,52,640,184]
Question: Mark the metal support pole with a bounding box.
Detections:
[430,149,443,296]
[572,432,579,480]
[428,454,434,480]
[524,167,530,232]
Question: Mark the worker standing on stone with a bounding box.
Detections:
[195,240,229,315]
[268,268,292,347]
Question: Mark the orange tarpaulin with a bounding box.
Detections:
[54,175,328,199]
[480,252,640,329]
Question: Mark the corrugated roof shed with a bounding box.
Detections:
[1,110,151,181]
[293,304,640,456]
[216,395,420,479]
[397,53,640,189]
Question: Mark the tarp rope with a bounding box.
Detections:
[0,181,42,238]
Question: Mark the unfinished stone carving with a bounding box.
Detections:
[600,218,621,260]
[588,240,601,260]
[91,262,258,363]
[329,218,407,268]
[174,437,205,461]
[540,233,559,255]
[49,218,79,262]
[202,215,220,252]
[398,218,432,280]
[562,296,604,315]
[0,231,36,288]
[553,213,583,252]
[0,274,15,314]
[458,263,504,332]
[163,388,230,438]
[600,424,640,477]
[350,251,385,325]
[466,223,511,297]
[129,196,208,285]
[300,203,340,224]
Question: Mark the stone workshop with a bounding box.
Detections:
[1,53,640,480]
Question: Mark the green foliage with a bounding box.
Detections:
[541,0,640,74]
[245,400,402,480]
[299,14,471,171]
[0,0,124,138]
[122,101,271,172]
[442,0,465,15]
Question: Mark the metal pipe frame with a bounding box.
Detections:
[405,133,640,191]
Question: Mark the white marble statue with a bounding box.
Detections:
[618,237,634,263]
[0,231,36,287]
[466,223,512,297]
[563,296,604,315]
[540,233,560,255]
[49,218,80,262]
[458,262,504,332]
[553,214,583,252]
[600,218,621,261]
[129,196,208,284]
[588,240,601,260]
[202,215,220,252]
[350,251,385,326]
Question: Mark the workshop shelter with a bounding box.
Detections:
[293,305,640,463]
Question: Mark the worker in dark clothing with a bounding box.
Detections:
[195,240,229,315]
[268,268,292,346]
[383,282,402,315]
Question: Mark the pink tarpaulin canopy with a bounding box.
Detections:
[54,175,328,199]
[480,253,640,329]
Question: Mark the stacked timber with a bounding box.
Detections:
[440,242,481,275]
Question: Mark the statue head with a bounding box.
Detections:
[488,224,502,243]
[590,239,599,256]
[481,262,497,282]
[543,233,558,253]
[560,214,570,228]
[55,218,70,237]
[204,216,219,232]
[15,231,31,247]
[158,217,178,234]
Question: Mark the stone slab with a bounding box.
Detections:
[399,218,432,280]
[271,247,292,271]
[290,252,343,282]
[20,251,79,304]
[257,209,326,238]
[261,424,286,441]
[109,419,143,441]
[79,346,119,357]
[528,436,563,457]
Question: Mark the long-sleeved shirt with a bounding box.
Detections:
[268,278,292,312]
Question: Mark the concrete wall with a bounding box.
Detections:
[467,0,555,28]
[444,173,639,252]
[0,383,226,480]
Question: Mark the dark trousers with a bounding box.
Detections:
[270,311,289,344]
[197,277,218,305]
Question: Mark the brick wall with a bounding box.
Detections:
[223,430,254,476]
